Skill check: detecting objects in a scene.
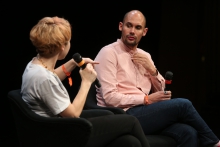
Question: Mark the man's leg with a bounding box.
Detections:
[161,123,198,147]
[126,98,219,146]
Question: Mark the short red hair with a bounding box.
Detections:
[30,16,71,58]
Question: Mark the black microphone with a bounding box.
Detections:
[72,53,101,88]
[164,71,173,91]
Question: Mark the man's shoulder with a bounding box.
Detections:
[95,41,121,61]
[102,41,118,49]
[98,41,120,54]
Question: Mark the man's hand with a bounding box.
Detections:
[148,91,171,104]
[131,53,156,75]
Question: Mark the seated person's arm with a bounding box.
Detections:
[55,58,99,82]
[132,52,165,92]
[55,59,77,81]
[60,63,97,118]
[60,79,92,117]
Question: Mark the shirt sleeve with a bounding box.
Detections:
[149,71,165,92]
[144,52,165,92]
[94,47,145,109]
[38,77,70,115]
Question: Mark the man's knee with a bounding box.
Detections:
[174,98,192,107]
[162,123,198,146]
[182,124,197,137]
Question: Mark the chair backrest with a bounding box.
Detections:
[84,82,100,109]
[84,82,126,114]
[8,89,92,147]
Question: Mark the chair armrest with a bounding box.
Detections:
[15,116,92,146]
[80,109,114,118]
[84,102,125,114]
[10,102,92,146]
[8,89,93,147]
[96,106,126,114]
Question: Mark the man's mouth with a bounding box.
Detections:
[127,36,135,41]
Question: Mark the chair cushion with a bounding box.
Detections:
[146,135,176,147]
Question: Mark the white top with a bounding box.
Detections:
[21,60,70,117]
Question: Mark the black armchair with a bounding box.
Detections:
[84,83,125,114]
[8,89,92,147]
[84,82,177,147]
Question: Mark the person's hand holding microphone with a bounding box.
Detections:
[73,53,101,87]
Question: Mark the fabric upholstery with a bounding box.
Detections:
[84,82,177,147]
[8,89,92,147]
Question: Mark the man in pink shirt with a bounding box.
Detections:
[94,10,220,147]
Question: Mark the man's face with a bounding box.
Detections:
[119,12,148,49]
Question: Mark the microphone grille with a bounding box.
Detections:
[72,53,82,63]
[165,71,173,80]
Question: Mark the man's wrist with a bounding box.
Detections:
[144,95,149,105]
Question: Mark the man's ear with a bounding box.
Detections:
[142,27,148,36]
[119,22,123,31]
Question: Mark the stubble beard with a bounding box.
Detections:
[124,38,138,48]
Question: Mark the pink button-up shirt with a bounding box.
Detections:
[94,39,165,111]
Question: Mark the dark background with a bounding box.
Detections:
[2,0,220,145]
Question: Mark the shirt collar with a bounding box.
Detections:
[117,39,138,55]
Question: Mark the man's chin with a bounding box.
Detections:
[125,41,137,47]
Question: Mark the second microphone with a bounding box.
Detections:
[72,53,101,88]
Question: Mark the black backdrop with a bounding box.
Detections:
[2,0,219,146]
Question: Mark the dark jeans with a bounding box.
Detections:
[80,110,150,147]
[126,98,219,147]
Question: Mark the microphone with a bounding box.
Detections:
[72,53,101,88]
[164,71,173,91]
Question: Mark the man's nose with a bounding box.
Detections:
[130,27,135,34]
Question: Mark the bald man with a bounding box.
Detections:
[94,10,220,147]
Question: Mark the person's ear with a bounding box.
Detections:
[61,45,65,51]
[119,22,123,31]
[142,27,148,36]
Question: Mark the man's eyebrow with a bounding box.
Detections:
[125,22,132,25]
